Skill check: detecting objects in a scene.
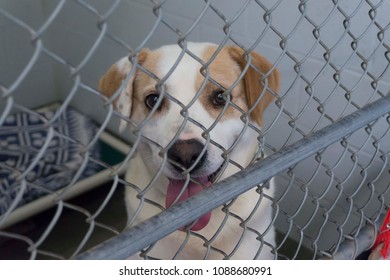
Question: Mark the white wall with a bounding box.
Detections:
[0,0,60,111]
[1,0,389,254]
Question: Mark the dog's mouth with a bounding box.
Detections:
[165,164,223,231]
[207,164,224,183]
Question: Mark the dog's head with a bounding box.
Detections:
[100,43,280,230]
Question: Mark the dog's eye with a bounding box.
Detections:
[212,90,227,107]
[144,93,161,110]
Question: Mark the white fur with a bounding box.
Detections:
[114,43,276,259]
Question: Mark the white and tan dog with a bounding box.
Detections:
[99,42,280,259]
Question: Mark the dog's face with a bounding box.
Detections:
[100,43,280,230]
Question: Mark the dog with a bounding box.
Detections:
[99,42,281,259]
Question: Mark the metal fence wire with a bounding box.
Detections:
[0,0,389,260]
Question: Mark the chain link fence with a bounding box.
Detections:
[0,0,389,260]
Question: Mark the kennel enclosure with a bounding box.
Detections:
[0,0,390,260]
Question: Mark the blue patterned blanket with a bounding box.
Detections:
[0,108,101,215]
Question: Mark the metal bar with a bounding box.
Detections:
[76,94,390,260]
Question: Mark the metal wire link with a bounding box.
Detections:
[0,0,389,260]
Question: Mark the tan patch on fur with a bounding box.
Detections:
[195,45,280,125]
[196,46,247,121]
[99,49,167,125]
[99,50,149,106]
[99,64,127,100]
[227,46,281,125]
[131,50,169,123]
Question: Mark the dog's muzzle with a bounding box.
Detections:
[167,139,207,174]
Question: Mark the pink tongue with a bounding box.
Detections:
[166,177,212,231]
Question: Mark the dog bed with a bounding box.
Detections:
[0,107,101,215]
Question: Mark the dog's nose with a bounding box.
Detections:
[168,140,207,172]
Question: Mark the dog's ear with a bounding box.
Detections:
[228,47,281,126]
[99,51,149,131]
